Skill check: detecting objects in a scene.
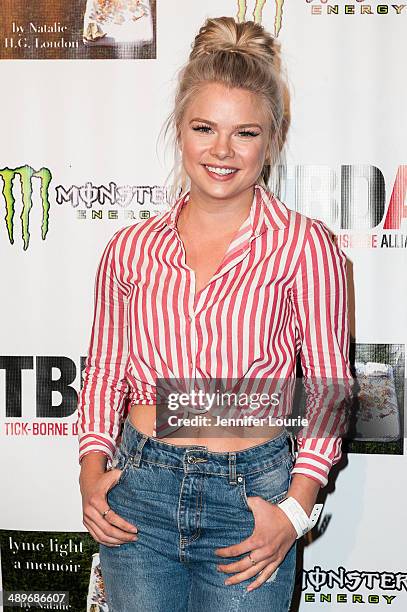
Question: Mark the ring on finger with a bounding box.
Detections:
[102,507,112,518]
[248,552,257,566]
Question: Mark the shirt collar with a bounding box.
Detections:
[150,183,289,235]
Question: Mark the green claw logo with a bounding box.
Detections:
[236,0,285,36]
[0,165,52,250]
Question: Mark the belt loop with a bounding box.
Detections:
[131,434,148,468]
[228,452,237,485]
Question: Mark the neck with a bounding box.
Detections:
[178,184,255,235]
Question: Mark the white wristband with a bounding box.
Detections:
[277,497,323,539]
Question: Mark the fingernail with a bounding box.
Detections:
[132,527,138,533]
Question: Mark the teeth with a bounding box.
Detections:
[205,165,237,176]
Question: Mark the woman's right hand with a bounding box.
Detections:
[80,457,139,547]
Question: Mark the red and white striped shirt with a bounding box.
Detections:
[77,184,354,487]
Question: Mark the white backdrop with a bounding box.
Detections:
[1,1,406,610]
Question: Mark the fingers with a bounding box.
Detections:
[218,552,282,592]
[92,484,138,533]
[85,516,134,547]
[246,561,280,592]
[217,545,275,575]
[222,558,270,586]
[83,488,138,546]
[104,507,138,534]
[83,509,139,546]
[214,534,255,559]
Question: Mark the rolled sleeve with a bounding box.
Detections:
[76,228,130,467]
[291,218,354,487]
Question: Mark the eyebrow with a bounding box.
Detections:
[189,117,263,130]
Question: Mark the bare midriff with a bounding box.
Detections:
[128,403,285,451]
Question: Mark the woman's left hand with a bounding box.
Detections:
[214,495,297,592]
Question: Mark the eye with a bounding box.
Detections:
[192,124,212,133]
[191,124,260,138]
[238,130,260,138]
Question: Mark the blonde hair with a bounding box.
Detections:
[159,16,291,203]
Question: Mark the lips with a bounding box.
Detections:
[202,164,239,181]
[202,164,239,171]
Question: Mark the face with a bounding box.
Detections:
[178,82,271,204]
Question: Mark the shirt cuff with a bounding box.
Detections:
[78,432,117,466]
[291,448,335,488]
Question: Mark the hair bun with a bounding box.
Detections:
[190,16,280,67]
[202,42,241,55]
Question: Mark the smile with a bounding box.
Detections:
[204,165,239,176]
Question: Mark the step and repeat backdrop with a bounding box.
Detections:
[1,1,406,610]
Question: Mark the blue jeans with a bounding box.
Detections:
[99,416,297,611]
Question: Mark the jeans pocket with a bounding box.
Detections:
[238,455,292,512]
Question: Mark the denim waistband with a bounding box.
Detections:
[119,415,295,479]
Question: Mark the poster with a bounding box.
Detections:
[1,1,406,610]
[0,0,156,59]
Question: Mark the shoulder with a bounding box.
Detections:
[307,217,345,260]
[308,217,337,244]
[95,215,166,277]
[277,204,317,251]
[102,214,165,253]
[263,190,333,251]
[296,215,347,270]
[282,208,348,281]
[286,207,313,234]
[285,206,338,249]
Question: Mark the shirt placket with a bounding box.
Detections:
[173,204,261,400]
[188,306,197,396]
[173,232,197,396]
[186,240,257,400]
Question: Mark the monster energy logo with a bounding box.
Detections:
[0,165,52,250]
[236,0,285,35]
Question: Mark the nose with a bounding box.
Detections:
[210,133,235,160]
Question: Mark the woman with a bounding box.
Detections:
[77,16,354,611]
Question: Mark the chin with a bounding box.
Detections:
[196,181,240,196]
[193,170,244,188]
